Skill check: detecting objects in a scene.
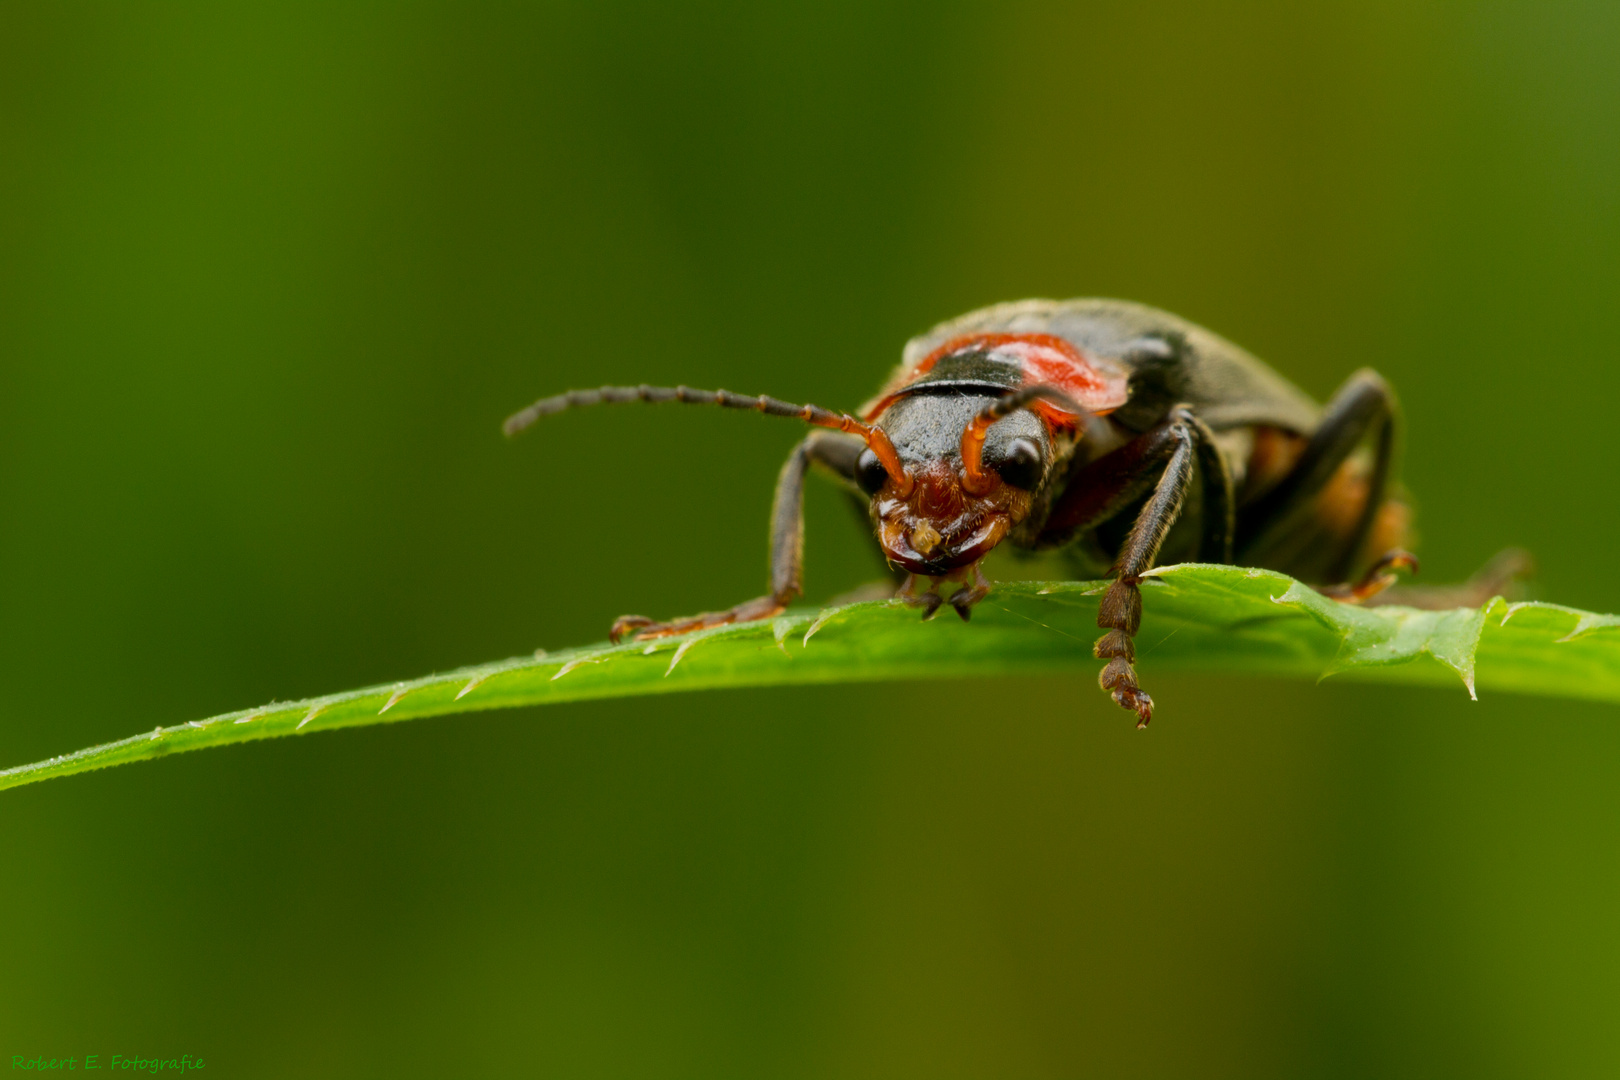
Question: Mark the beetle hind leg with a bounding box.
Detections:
[1365,548,1535,611]
[1315,549,1419,603]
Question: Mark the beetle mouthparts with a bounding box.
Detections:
[909,523,942,557]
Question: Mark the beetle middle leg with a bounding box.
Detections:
[1237,368,1397,583]
[610,430,863,642]
[1040,406,1233,727]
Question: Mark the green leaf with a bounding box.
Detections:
[5,564,1618,793]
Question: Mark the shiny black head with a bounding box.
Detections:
[860,392,1053,574]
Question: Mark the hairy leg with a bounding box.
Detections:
[1367,548,1535,610]
[611,430,864,642]
[1316,549,1419,602]
[1058,407,1221,727]
[1238,369,1396,582]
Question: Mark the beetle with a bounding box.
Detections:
[504,298,1428,727]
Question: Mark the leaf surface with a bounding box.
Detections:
[5,565,1617,792]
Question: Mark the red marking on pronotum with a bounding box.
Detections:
[865,332,1128,423]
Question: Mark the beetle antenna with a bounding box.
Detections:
[960,384,1090,495]
[504,384,912,493]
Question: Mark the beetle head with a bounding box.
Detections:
[858,393,1052,575]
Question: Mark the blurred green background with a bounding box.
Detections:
[3,2,1619,1076]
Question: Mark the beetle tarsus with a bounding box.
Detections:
[1366,547,1534,610]
[1114,685,1155,728]
[1093,629,1134,659]
[1317,548,1419,604]
[897,573,945,620]
[1095,574,1159,725]
[1097,651,1154,727]
[1096,578,1144,637]
[611,595,788,643]
[1094,623,1153,726]
[608,615,654,645]
[948,566,993,621]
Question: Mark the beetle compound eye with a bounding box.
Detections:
[856,448,891,495]
[993,438,1043,491]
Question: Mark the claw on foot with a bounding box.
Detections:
[948,565,993,621]
[1112,685,1155,728]
[900,566,992,622]
[898,573,944,620]
[1094,624,1154,727]
[609,615,654,645]
[1318,548,1419,603]
[950,589,984,621]
[1098,653,1155,726]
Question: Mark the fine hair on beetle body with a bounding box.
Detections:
[506,298,1519,728]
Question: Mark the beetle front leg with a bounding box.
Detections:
[610,594,793,643]
[895,564,991,622]
[896,574,945,620]
[1037,406,1220,726]
[611,431,863,643]
[1092,408,1204,727]
[948,564,993,621]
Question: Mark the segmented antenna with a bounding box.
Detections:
[504,384,913,494]
[959,384,1089,495]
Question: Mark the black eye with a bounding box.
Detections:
[993,438,1043,491]
[855,448,890,496]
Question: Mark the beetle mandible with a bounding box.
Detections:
[505,298,1425,727]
